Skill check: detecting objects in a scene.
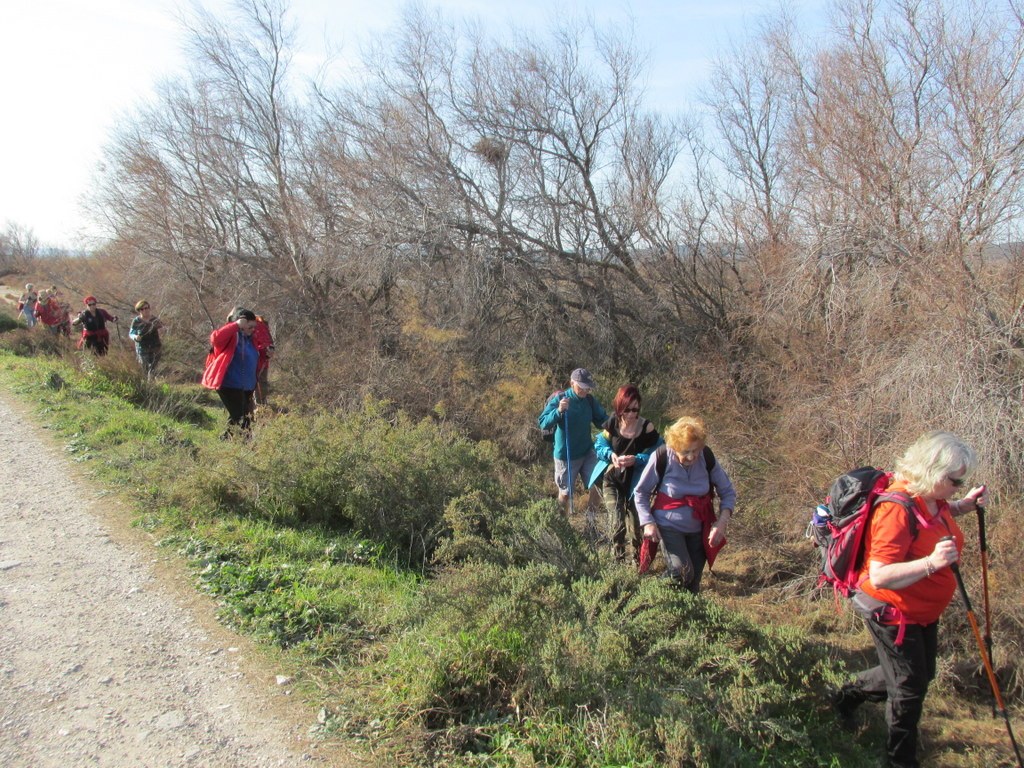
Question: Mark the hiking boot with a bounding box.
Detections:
[829,686,861,731]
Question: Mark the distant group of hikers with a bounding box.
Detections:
[16,282,155,361]
[15,285,275,436]
[539,368,989,768]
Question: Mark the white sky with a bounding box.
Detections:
[0,0,828,248]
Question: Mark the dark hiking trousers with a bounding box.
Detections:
[839,619,939,768]
[659,528,706,594]
[217,387,254,432]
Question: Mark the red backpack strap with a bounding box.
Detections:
[874,491,921,539]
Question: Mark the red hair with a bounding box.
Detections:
[611,385,641,417]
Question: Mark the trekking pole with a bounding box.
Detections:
[975,503,997,717]
[977,504,994,705]
[564,409,573,515]
[945,541,1024,766]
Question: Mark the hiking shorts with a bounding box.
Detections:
[554,449,599,495]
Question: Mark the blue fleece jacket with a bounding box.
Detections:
[220,332,258,390]
[537,388,607,462]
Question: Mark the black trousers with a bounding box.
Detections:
[844,619,939,767]
[217,388,254,431]
[658,528,707,594]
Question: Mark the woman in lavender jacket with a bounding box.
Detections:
[633,416,736,593]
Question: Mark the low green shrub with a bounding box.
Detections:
[0,327,69,356]
[365,561,875,767]
[204,400,517,566]
[437,494,598,577]
[82,351,211,426]
[0,311,20,333]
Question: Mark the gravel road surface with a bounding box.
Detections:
[0,392,357,767]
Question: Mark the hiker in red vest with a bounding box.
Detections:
[633,416,735,593]
[832,431,986,768]
[72,296,118,355]
[34,290,68,336]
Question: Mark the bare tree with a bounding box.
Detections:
[702,0,1024,491]
[0,222,40,274]
[313,6,688,372]
[93,0,349,341]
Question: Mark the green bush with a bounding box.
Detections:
[0,311,20,333]
[81,351,211,426]
[436,495,598,577]
[202,400,516,566]
[0,327,68,356]
[369,562,875,767]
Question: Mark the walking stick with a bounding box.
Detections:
[564,409,573,515]
[977,504,995,712]
[947,549,1024,767]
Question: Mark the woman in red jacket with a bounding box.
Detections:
[202,308,260,435]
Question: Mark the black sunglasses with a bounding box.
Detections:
[623,407,640,413]
[947,476,965,487]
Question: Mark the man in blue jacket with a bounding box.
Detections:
[537,368,608,514]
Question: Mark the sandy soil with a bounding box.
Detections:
[0,392,360,768]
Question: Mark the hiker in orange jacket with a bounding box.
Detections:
[832,431,986,768]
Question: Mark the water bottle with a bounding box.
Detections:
[812,504,831,527]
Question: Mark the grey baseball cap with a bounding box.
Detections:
[570,368,595,390]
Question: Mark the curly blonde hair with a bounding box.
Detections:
[664,416,707,453]
[895,431,977,495]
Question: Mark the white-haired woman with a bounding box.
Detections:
[833,431,986,768]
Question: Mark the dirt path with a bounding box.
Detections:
[0,392,359,767]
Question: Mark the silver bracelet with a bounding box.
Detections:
[925,558,935,577]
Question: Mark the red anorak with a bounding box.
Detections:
[201,322,242,390]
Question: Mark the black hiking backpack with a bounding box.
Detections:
[808,466,916,598]
[648,443,717,497]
